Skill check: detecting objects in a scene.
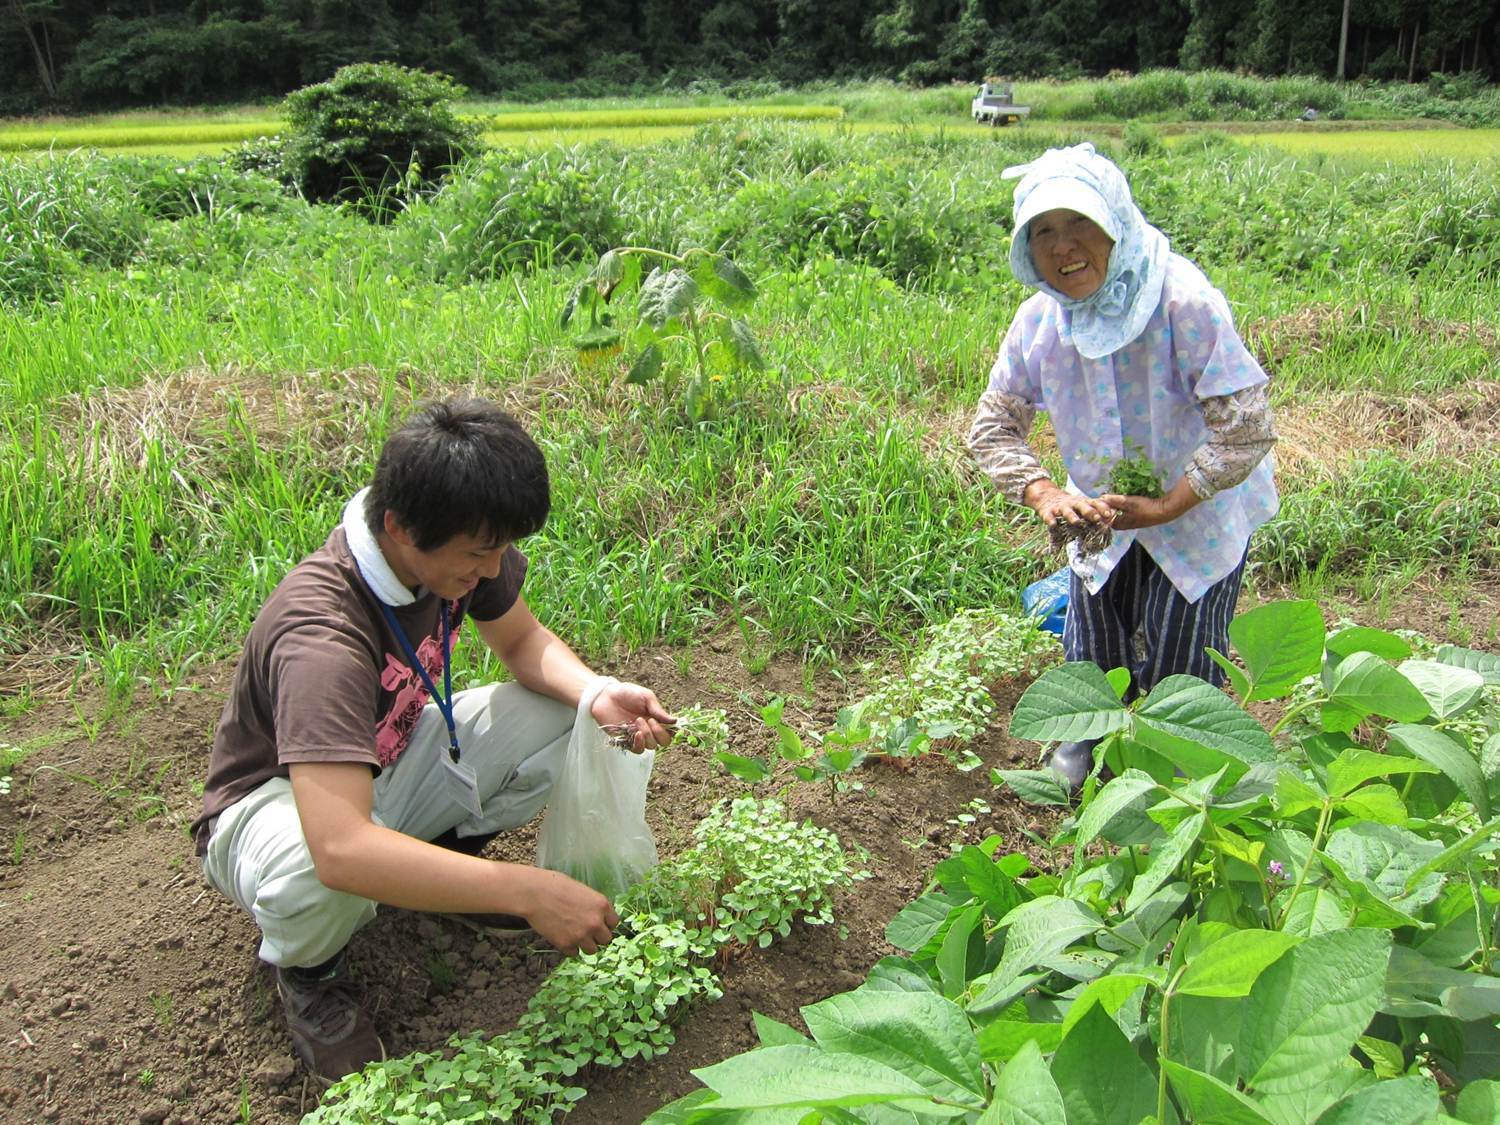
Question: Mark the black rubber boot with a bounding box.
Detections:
[1045,739,1100,790]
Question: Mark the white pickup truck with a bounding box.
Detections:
[972,82,1030,126]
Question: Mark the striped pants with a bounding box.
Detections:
[1064,542,1247,702]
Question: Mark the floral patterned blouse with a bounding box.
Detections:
[968,253,1278,603]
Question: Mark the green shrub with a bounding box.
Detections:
[281,62,481,212]
[0,153,148,304]
[1084,69,1346,122]
[709,159,1003,289]
[404,145,627,279]
[116,156,292,221]
[1121,120,1165,158]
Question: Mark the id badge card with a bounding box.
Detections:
[439,754,485,820]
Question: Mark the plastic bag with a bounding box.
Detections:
[1022,567,1070,637]
[535,678,658,900]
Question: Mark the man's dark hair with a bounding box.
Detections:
[366,399,549,550]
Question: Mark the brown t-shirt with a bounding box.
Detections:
[191,528,527,854]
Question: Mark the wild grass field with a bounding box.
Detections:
[2,88,1500,1123]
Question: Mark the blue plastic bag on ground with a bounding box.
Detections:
[1022,567,1070,636]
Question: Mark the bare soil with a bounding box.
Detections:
[3,580,1496,1125]
[0,639,1053,1125]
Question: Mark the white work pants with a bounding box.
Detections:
[201,682,573,968]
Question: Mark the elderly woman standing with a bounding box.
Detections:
[968,144,1278,787]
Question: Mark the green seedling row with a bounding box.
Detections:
[307,797,861,1122]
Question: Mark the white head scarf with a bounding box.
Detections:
[1003,143,1169,359]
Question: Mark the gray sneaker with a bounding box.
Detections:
[275,953,385,1085]
[1046,739,1100,790]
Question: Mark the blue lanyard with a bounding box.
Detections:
[379,601,460,762]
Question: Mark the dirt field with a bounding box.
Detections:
[0,634,1061,1125]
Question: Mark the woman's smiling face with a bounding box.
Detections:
[1028,208,1114,299]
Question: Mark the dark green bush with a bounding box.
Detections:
[281,62,481,212]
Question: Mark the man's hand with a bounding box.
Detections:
[521,867,619,956]
[1100,477,1201,530]
[591,681,676,752]
[1023,478,1116,529]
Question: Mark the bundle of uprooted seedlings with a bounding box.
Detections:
[1049,516,1114,557]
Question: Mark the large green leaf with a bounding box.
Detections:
[1398,660,1482,723]
[974,1017,1064,1063]
[1050,1004,1160,1125]
[1175,929,1302,998]
[1324,653,1432,724]
[1124,812,1206,912]
[690,1045,948,1112]
[886,893,964,953]
[625,340,663,384]
[1381,944,1500,1022]
[1386,723,1491,819]
[1312,1074,1439,1124]
[1160,1060,1275,1123]
[1436,644,1500,685]
[1399,659,1486,719]
[801,990,985,1106]
[721,318,765,370]
[691,252,757,308]
[992,769,1071,806]
[1334,783,1408,826]
[978,1040,1066,1125]
[1277,883,1349,936]
[936,904,984,1000]
[864,957,939,995]
[754,1012,810,1048]
[638,266,700,328]
[714,750,770,783]
[969,897,1104,1014]
[1225,600,1326,701]
[1399,815,1500,894]
[1060,973,1156,1033]
[1073,772,1159,851]
[641,1088,812,1124]
[932,847,1026,921]
[1098,882,1187,955]
[1455,1079,1500,1124]
[1167,993,1242,1082]
[1323,822,1446,915]
[1325,626,1413,662]
[1010,662,1130,743]
[1134,676,1275,764]
[1324,747,1439,799]
[1237,928,1392,1098]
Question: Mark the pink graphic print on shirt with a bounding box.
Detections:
[373,607,460,767]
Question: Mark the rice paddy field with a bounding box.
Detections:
[2,82,1500,1123]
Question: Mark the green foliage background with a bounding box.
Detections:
[0,0,1495,112]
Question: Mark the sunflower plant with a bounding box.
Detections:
[562,246,764,423]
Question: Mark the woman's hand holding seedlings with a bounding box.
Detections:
[1023,479,1117,529]
[1100,477,1201,530]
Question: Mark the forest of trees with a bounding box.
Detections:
[2,0,1496,111]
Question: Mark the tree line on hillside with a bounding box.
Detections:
[2,0,1495,111]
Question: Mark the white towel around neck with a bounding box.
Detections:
[340,488,416,607]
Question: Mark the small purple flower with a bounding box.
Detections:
[1267,860,1285,880]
